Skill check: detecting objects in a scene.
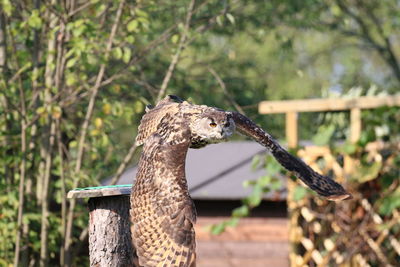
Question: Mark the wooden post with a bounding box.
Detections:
[285,111,299,267]
[286,111,298,148]
[68,185,136,267]
[344,108,362,176]
[350,107,361,143]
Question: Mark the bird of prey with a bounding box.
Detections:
[130,95,351,267]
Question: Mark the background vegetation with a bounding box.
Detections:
[0,0,399,266]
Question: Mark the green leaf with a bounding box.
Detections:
[127,20,139,32]
[232,205,249,218]
[101,134,109,147]
[65,73,77,86]
[330,4,342,16]
[242,179,256,188]
[293,186,307,201]
[113,47,123,60]
[251,154,261,170]
[36,106,46,115]
[66,58,78,68]
[226,217,239,227]
[1,0,13,15]
[133,101,144,113]
[350,160,382,183]
[123,47,132,64]
[258,175,272,187]
[210,222,226,235]
[28,10,42,29]
[69,140,77,148]
[343,142,357,154]
[216,15,223,26]
[125,36,135,44]
[378,191,400,215]
[246,192,262,207]
[226,13,235,24]
[265,159,281,175]
[171,34,180,44]
[312,125,335,146]
[135,9,148,18]
[270,177,283,191]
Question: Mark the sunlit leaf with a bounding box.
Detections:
[123,47,132,64]
[127,20,139,32]
[28,10,42,29]
[210,222,226,235]
[1,0,13,15]
[112,47,123,60]
[171,34,180,44]
[226,13,235,24]
[94,118,103,129]
[232,205,249,217]
[102,103,112,115]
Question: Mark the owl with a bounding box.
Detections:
[130,95,350,267]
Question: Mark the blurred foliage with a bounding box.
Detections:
[289,140,400,265]
[209,155,283,235]
[1,0,400,265]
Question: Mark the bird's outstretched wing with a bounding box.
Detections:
[131,134,196,267]
[231,111,352,201]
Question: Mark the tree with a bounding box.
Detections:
[0,0,230,265]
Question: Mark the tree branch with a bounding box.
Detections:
[67,1,92,18]
[39,120,56,267]
[13,94,27,267]
[108,142,138,186]
[156,0,196,102]
[56,119,68,266]
[358,0,400,83]
[208,66,246,115]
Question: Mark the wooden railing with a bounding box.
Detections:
[258,95,400,147]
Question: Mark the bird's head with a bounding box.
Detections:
[189,110,235,148]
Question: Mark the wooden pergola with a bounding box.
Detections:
[259,95,400,148]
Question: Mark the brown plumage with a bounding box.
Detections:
[131,96,234,267]
[131,96,351,267]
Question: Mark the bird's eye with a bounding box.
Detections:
[209,122,217,128]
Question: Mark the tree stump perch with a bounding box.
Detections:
[68,185,136,267]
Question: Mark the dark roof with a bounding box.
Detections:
[104,141,287,201]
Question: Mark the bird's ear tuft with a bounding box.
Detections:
[145,105,154,113]
[167,95,184,103]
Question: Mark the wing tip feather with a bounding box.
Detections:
[326,192,353,201]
